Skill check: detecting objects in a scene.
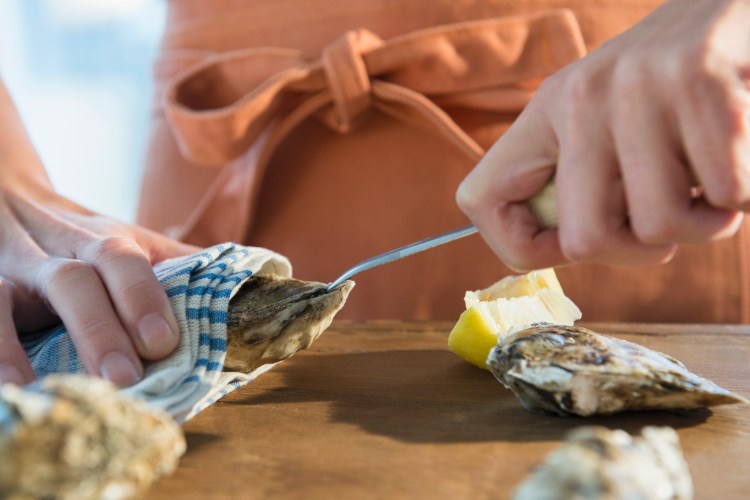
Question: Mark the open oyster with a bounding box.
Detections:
[513,426,693,500]
[487,324,747,416]
[224,275,354,372]
[0,374,185,500]
[0,273,351,498]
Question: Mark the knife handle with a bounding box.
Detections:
[526,177,558,230]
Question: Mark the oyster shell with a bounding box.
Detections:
[0,374,185,500]
[224,275,354,372]
[487,324,747,416]
[513,426,693,500]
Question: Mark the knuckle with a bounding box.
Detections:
[673,46,720,98]
[78,317,116,342]
[562,70,598,109]
[704,175,750,208]
[87,236,140,263]
[455,181,480,216]
[671,49,703,84]
[486,238,538,273]
[556,67,605,130]
[534,71,564,102]
[45,259,93,288]
[664,38,708,80]
[611,54,650,93]
[631,215,680,245]
[502,253,537,273]
[118,280,161,310]
[559,229,605,262]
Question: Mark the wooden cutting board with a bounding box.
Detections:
[147,321,750,499]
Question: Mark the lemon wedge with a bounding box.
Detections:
[448,269,581,370]
[448,305,500,369]
[464,268,564,307]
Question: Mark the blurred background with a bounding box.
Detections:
[0,0,166,223]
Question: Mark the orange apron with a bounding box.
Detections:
[138,0,750,323]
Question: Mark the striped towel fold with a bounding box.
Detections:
[22,243,291,423]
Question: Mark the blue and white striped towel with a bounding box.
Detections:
[22,243,291,423]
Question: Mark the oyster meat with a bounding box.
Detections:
[513,426,693,500]
[0,374,185,500]
[225,275,354,372]
[487,324,747,416]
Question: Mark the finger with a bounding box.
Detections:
[10,189,198,264]
[677,65,750,211]
[0,204,60,332]
[8,197,181,361]
[35,258,143,387]
[132,226,201,263]
[617,89,742,244]
[76,237,180,361]
[456,97,564,270]
[0,280,35,385]
[555,111,676,265]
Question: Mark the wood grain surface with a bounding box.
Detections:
[147,321,750,499]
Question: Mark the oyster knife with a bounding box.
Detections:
[325,177,559,292]
[326,225,478,291]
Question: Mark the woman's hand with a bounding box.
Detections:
[457,0,750,271]
[0,188,199,388]
[0,81,199,387]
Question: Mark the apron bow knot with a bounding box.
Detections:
[162,9,585,167]
[321,29,382,132]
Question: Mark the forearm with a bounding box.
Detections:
[0,77,53,192]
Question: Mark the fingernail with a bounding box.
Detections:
[0,364,26,386]
[138,313,178,354]
[100,352,141,387]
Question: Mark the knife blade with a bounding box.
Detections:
[326,224,479,291]
[325,177,559,292]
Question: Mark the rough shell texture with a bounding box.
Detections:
[224,275,354,372]
[513,426,693,500]
[487,324,747,416]
[0,374,185,500]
